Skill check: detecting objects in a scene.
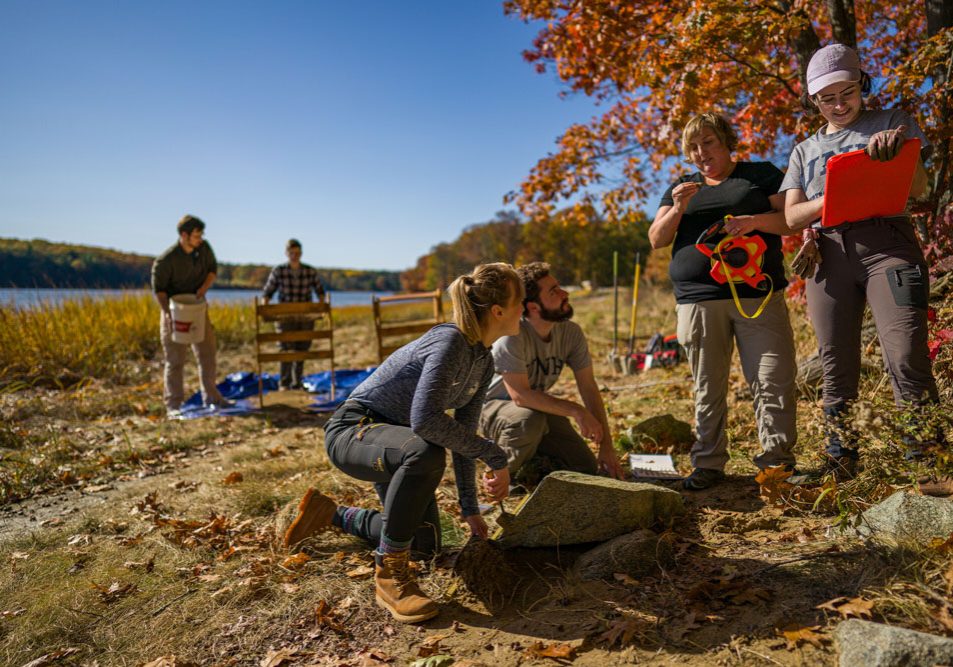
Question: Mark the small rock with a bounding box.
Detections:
[856,491,953,544]
[573,529,672,581]
[496,471,683,548]
[836,619,953,667]
[621,414,693,453]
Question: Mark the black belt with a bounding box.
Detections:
[818,215,911,233]
[340,399,394,425]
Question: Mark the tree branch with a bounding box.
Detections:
[716,50,800,98]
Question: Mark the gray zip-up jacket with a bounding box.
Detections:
[349,323,507,516]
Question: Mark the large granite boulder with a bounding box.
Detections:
[836,619,953,667]
[855,491,953,544]
[495,471,684,548]
[573,529,673,581]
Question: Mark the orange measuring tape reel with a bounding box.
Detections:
[694,216,773,318]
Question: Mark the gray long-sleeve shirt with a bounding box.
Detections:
[349,323,507,516]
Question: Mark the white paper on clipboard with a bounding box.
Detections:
[628,453,681,479]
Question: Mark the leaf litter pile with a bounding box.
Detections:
[0,288,951,665]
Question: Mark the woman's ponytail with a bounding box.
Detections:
[448,263,522,344]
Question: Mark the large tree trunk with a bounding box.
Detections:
[927,0,953,219]
[779,0,821,95]
[926,0,953,37]
[826,0,857,47]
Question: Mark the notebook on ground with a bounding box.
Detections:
[821,138,921,228]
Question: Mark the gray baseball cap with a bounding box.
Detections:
[806,44,861,95]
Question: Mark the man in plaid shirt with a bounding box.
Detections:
[262,239,326,389]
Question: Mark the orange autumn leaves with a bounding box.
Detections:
[503,0,942,226]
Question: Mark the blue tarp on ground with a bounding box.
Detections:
[302,368,376,412]
[179,368,376,418]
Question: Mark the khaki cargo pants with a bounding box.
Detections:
[676,292,798,471]
[160,312,224,410]
[479,399,598,476]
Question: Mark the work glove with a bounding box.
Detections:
[791,228,821,280]
[866,125,907,162]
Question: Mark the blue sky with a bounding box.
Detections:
[0,1,609,271]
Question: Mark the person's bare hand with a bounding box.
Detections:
[867,125,907,162]
[483,467,510,502]
[574,408,604,443]
[672,181,701,212]
[724,215,758,237]
[465,514,489,540]
[598,448,626,480]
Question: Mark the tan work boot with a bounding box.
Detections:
[280,487,337,549]
[374,551,438,623]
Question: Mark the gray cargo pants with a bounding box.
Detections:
[160,312,224,410]
[675,292,798,471]
[807,219,938,408]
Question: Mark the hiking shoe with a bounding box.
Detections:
[280,488,337,549]
[207,398,236,409]
[375,551,438,624]
[682,467,725,491]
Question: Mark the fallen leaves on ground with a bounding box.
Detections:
[777,624,829,650]
[314,599,345,633]
[92,580,137,604]
[19,647,81,667]
[346,565,375,579]
[755,466,794,505]
[123,556,155,572]
[280,553,310,570]
[259,647,296,667]
[666,611,702,642]
[417,632,453,658]
[929,533,953,555]
[141,656,200,667]
[524,642,576,660]
[599,615,653,647]
[355,649,394,666]
[222,471,243,485]
[778,526,816,543]
[685,576,771,609]
[817,596,874,619]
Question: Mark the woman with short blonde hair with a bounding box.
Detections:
[649,112,799,490]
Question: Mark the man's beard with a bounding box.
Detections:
[538,300,573,322]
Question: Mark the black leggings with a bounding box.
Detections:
[324,400,444,555]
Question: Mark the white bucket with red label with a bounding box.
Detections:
[170,294,207,344]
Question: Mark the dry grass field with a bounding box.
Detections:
[0,276,951,666]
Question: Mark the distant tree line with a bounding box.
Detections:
[400,209,651,291]
[0,238,401,291]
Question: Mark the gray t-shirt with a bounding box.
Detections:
[779,109,930,201]
[485,319,591,400]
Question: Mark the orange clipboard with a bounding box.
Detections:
[821,138,921,227]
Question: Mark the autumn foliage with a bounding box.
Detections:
[400,209,651,291]
[503,0,953,267]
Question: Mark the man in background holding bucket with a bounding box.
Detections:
[152,214,229,416]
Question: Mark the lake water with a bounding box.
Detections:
[0,288,393,309]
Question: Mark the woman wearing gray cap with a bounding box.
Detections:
[780,43,939,477]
